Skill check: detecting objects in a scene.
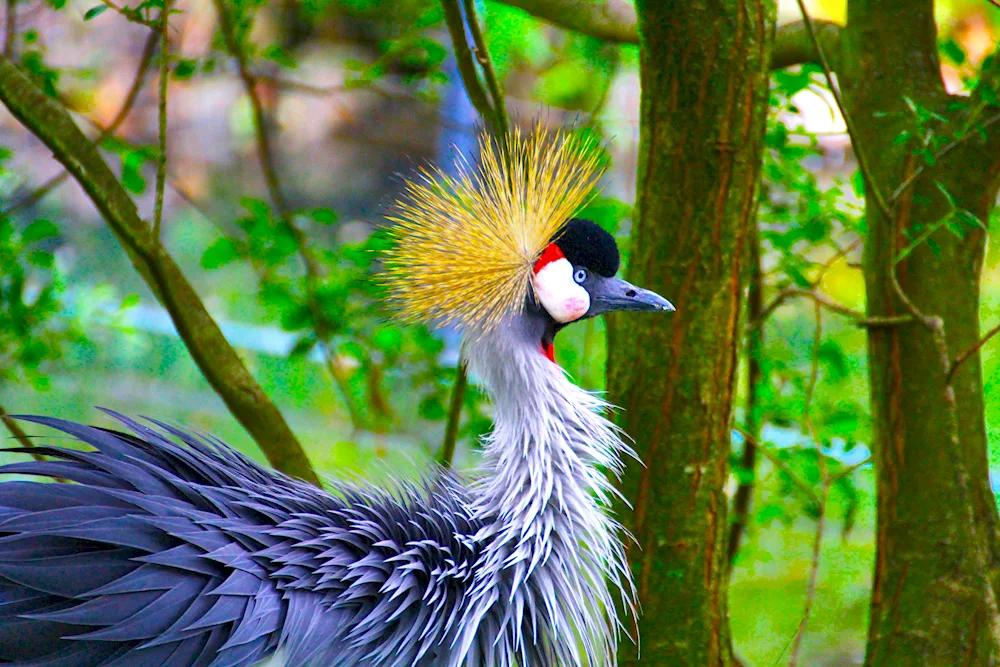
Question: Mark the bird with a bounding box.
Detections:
[0,124,674,667]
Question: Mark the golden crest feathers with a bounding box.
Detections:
[382,122,605,332]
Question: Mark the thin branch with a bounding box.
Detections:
[440,363,467,468]
[99,0,157,28]
[441,0,499,130]
[3,0,14,59]
[754,287,862,326]
[787,477,828,667]
[0,51,319,485]
[213,0,371,433]
[888,111,1000,206]
[948,321,1000,384]
[816,236,861,284]
[3,30,158,217]
[803,301,822,428]
[152,0,169,241]
[437,0,509,461]
[735,427,820,507]
[787,301,828,667]
[797,0,1000,643]
[462,0,508,134]
[793,0,934,333]
[212,0,288,214]
[0,403,46,463]
[830,455,872,486]
[729,224,764,565]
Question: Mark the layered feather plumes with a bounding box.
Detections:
[382,123,605,332]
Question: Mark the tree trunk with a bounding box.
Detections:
[837,0,1000,662]
[606,0,775,664]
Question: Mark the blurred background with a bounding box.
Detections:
[0,0,997,663]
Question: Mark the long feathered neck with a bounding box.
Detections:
[459,313,635,667]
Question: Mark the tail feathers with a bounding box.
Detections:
[0,412,296,667]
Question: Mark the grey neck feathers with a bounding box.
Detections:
[458,313,636,667]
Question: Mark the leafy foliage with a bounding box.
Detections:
[0,211,78,391]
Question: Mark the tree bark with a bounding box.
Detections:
[606,0,775,664]
[835,0,1000,662]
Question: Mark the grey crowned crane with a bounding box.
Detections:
[0,125,673,666]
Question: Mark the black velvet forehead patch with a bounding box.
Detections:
[553,218,620,277]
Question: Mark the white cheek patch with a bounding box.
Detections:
[533,258,591,323]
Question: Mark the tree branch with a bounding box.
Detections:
[0,54,320,485]
[771,19,841,71]
[213,0,375,434]
[495,0,638,45]
[4,0,15,59]
[439,364,467,469]
[948,321,1000,384]
[0,403,45,463]
[3,30,158,217]
[729,224,764,565]
[441,0,499,130]
[438,0,509,465]
[462,0,508,133]
[152,0,169,241]
[752,286,911,330]
[491,2,841,72]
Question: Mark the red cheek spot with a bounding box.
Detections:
[541,340,555,363]
[534,244,565,274]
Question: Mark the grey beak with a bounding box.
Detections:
[589,276,675,316]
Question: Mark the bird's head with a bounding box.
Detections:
[532,217,673,324]
[382,122,673,358]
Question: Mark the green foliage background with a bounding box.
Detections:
[0,0,997,663]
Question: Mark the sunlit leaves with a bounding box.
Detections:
[0,212,78,391]
[102,138,156,195]
[83,5,109,20]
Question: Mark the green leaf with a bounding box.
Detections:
[119,293,140,310]
[84,5,109,20]
[122,167,146,194]
[289,335,317,358]
[200,237,241,269]
[926,237,941,257]
[261,45,298,69]
[26,250,53,268]
[935,181,955,208]
[851,169,865,198]
[21,219,59,244]
[940,39,965,65]
[418,395,446,421]
[311,208,338,225]
[173,59,197,80]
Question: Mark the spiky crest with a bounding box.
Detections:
[382,122,605,332]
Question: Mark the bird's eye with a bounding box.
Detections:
[573,268,588,284]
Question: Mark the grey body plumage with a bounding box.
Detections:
[0,129,675,665]
[0,309,641,667]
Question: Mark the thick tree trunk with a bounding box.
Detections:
[837,0,1000,662]
[606,0,775,664]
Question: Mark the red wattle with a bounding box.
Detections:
[533,244,565,274]
[541,340,555,363]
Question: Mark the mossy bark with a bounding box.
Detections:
[606,0,775,663]
[836,0,1000,662]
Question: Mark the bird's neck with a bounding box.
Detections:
[460,315,633,665]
